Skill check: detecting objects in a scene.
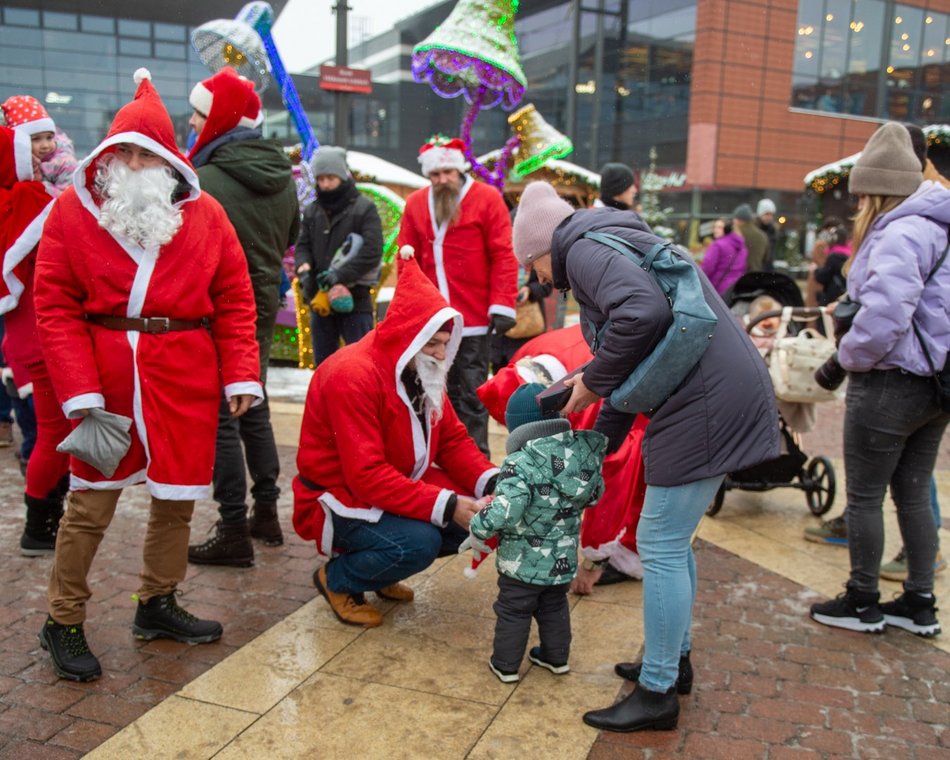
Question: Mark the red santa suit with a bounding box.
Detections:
[477,324,648,578]
[396,174,518,334]
[33,71,262,499]
[293,252,499,559]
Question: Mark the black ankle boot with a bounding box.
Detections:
[614,652,693,694]
[188,520,254,567]
[20,493,62,557]
[132,592,223,644]
[582,684,680,732]
[38,616,102,682]
[249,501,283,546]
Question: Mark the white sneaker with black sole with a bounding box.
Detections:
[809,587,885,633]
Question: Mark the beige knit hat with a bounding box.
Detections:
[512,181,575,266]
[849,122,923,197]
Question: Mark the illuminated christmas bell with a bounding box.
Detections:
[508,104,573,175]
[191,15,271,92]
[412,0,527,110]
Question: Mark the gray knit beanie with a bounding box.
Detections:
[849,122,922,197]
[512,181,575,266]
[732,203,754,222]
[310,145,349,181]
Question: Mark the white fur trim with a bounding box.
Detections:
[146,480,209,500]
[474,467,500,498]
[531,354,568,383]
[399,245,415,260]
[134,68,152,84]
[63,393,105,419]
[189,82,213,116]
[16,381,33,399]
[488,304,516,319]
[319,491,384,522]
[463,566,478,578]
[461,326,488,336]
[16,117,55,138]
[581,540,644,579]
[13,129,33,181]
[225,381,265,408]
[419,146,468,176]
[0,200,54,315]
[431,488,454,527]
[70,469,147,491]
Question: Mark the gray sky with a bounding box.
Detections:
[272,0,442,73]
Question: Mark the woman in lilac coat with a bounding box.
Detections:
[809,123,950,639]
[700,219,748,294]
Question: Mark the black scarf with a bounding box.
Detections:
[603,198,631,211]
[317,178,358,216]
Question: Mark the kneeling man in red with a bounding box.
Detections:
[293,246,499,626]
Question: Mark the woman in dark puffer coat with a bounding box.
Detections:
[512,181,779,733]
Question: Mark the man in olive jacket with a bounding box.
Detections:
[185,68,300,567]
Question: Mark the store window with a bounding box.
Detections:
[792,0,949,121]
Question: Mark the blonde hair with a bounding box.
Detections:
[749,295,779,319]
[845,194,906,275]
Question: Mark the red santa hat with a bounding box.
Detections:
[417,135,469,176]
[1,96,55,137]
[463,534,499,578]
[74,69,199,211]
[0,125,35,188]
[187,67,262,161]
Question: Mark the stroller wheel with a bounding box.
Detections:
[705,483,727,517]
[805,456,836,516]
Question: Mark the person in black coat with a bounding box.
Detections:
[511,181,779,734]
[295,146,383,366]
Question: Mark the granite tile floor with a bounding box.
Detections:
[1,391,948,758]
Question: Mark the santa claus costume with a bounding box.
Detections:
[32,70,261,680]
[477,324,648,582]
[396,136,518,455]
[293,249,498,602]
[0,124,69,555]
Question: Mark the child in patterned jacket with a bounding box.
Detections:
[1,96,78,197]
[469,382,606,683]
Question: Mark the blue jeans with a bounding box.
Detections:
[326,511,467,594]
[12,394,36,461]
[844,369,949,594]
[637,474,724,692]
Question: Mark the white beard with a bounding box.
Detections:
[414,352,448,422]
[95,154,182,249]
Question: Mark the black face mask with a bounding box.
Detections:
[317,179,355,214]
[604,198,631,211]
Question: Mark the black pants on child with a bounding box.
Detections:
[492,574,571,672]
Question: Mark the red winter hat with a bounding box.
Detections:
[0,125,35,188]
[418,135,469,176]
[74,68,199,211]
[187,67,262,161]
[1,96,55,137]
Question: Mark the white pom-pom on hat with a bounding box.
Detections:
[399,245,415,260]
[133,68,152,84]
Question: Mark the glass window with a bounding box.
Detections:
[0,45,43,68]
[4,8,40,26]
[44,49,117,73]
[81,15,114,34]
[154,22,184,42]
[155,42,186,60]
[119,38,150,56]
[0,25,43,47]
[118,19,150,38]
[792,0,822,109]
[44,30,116,54]
[43,11,78,30]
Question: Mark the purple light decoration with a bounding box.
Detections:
[459,85,519,189]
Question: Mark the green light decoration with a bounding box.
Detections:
[507,103,573,176]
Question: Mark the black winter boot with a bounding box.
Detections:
[188,521,254,567]
[582,683,680,732]
[132,592,223,644]
[615,652,693,694]
[38,616,102,682]
[249,501,283,546]
[20,494,61,556]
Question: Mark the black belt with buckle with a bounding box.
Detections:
[85,314,211,333]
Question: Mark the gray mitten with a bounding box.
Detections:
[56,408,133,477]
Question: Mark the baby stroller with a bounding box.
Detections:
[706,272,837,517]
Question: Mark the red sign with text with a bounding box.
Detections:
[319,65,372,94]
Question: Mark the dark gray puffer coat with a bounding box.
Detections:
[550,208,779,487]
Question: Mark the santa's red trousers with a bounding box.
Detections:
[25,359,70,500]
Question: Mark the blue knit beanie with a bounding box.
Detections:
[505,383,557,432]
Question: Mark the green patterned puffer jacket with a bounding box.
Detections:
[469,428,606,585]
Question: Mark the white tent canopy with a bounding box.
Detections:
[347,150,427,189]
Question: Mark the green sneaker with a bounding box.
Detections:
[804,515,848,546]
[880,548,947,582]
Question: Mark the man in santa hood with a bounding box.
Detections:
[396,136,518,457]
[32,69,262,682]
[293,247,499,627]
[0,122,73,559]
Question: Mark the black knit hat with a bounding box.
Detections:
[599,163,635,201]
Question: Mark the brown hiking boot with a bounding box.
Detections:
[249,501,283,546]
[188,521,254,567]
[375,582,414,602]
[313,565,382,627]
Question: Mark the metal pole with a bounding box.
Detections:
[334,0,350,146]
[589,0,605,168]
[566,0,580,144]
[611,0,628,161]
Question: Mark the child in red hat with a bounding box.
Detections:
[1,95,78,197]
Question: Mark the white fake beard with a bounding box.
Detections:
[95,154,182,249]
[415,352,448,421]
